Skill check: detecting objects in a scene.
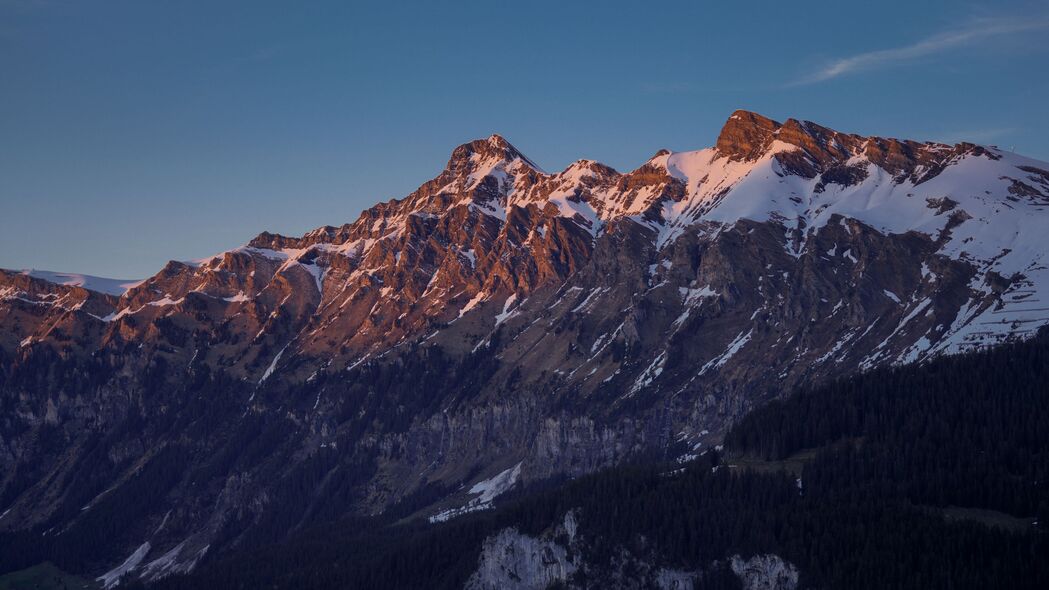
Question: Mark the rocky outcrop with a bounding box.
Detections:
[730,555,799,590]
[464,512,581,590]
[463,510,799,590]
[715,110,782,161]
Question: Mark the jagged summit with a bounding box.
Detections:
[715,109,783,160]
[715,109,903,163]
[445,133,543,174]
[711,109,1002,184]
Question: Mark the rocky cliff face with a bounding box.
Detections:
[3,110,1049,584]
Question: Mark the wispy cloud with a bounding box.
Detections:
[793,17,1049,85]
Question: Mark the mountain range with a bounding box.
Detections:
[2,110,1049,587]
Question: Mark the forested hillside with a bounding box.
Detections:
[137,329,1049,589]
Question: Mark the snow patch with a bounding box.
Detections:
[258,344,289,384]
[97,542,151,589]
[23,269,143,296]
[430,462,522,523]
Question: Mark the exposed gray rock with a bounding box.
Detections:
[463,510,800,590]
[730,554,799,590]
[464,512,580,590]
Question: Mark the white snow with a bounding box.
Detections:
[571,288,606,313]
[469,462,522,505]
[97,542,151,589]
[494,294,519,326]
[138,539,209,581]
[430,462,522,523]
[461,249,477,268]
[300,262,325,293]
[21,269,142,296]
[678,285,718,306]
[258,344,289,384]
[547,192,601,235]
[699,329,754,375]
[629,351,667,395]
[459,290,488,317]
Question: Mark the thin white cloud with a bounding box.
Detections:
[794,17,1049,85]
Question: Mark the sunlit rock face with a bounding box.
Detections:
[3,111,1049,583]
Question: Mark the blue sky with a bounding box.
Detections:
[2,0,1048,278]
